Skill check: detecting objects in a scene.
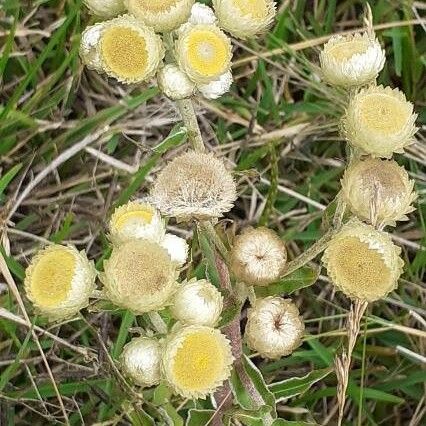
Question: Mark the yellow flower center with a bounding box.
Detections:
[133,0,178,12]
[30,249,75,307]
[358,94,410,135]
[186,29,230,78]
[328,236,391,298]
[328,40,369,61]
[172,331,225,391]
[233,0,268,19]
[114,209,154,230]
[101,26,148,79]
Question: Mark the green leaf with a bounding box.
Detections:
[272,420,318,426]
[186,409,215,426]
[0,163,22,199]
[269,368,333,401]
[254,266,320,298]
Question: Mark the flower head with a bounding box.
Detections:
[197,70,233,100]
[322,219,404,302]
[157,64,195,100]
[213,0,276,40]
[245,297,304,359]
[342,85,418,158]
[319,32,385,87]
[150,151,237,221]
[162,325,233,399]
[24,245,96,321]
[341,158,417,227]
[109,200,165,245]
[176,24,233,84]
[120,337,162,387]
[125,0,195,32]
[230,227,287,286]
[160,234,189,266]
[101,239,178,313]
[83,0,125,18]
[170,279,223,326]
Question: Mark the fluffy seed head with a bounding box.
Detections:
[80,23,105,72]
[157,64,195,100]
[120,337,162,387]
[176,24,233,84]
[170,279,223,326]
[162,325,233,399]
[319,32,385,87]
[230,227,287,286]
[101,239,178,313]
[197,70,233,99]
[109,200,165,245]
[83,0,125,18]
[150,151,237,221]
[245,297,304,359]
[322,219,404,302]
[341,158,417,227]
[125,0,195,32]
[213,0,277,39]
[24,245,96,321]
[95,15,164,84]
[342,85,418,158]
[160,234,189,266]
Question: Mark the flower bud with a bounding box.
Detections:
[342,85,418,158]
[230,227,287,286]
[320,32,385,87]
[170,279,223,326]
[83,0,125,19]
[197,70,233,99]
[24,245,96,321]
[213,0,277,40]
[160,233,189,266]
[157,64,195,100]
[322,219,404,302]
[120,337,162,387]
[162,325,233,399]
[245,297,304,359]
[188,3,217,25]
[341,158,417,226]
[80,23,105,72]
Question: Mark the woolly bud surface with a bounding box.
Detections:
[170,279,223,326]
[160,233,189,266]
[83,0,125,18]
[342,85,418,158]
[197,70,233,99]
[189,3,217,25]
[151,151,237,221]
[245,297,304,359]
[109,200,165,245]
[125,0,195,32]
[322,219,404,302]
[213,0,276,39]
[102,239,178,313]
[80,23,105,72]
[120,337,161,387]
[162,325,233,399]
[230,227,287,286]
[176,24,233,84]
[24,245,96,321]
[341,158,417,227]
[157,64,195,100]
[319,32,385,87]
[96,15,164,84]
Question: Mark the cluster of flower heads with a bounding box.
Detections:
[319,27,418,303]
[80,0,277,99]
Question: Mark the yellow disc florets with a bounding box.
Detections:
[320,32,385,87]
[341,158,417,227]
[213,0,277,40]
[342,85,418,158]
[24,245,96,321]
[176,23,233,84]
[150,151,237,221]
[322,219,404,302]
[125,0,195,32]
[230,227,287,286]
[162,325,233,399]
[101,239,178,313]
[245,297,304,359]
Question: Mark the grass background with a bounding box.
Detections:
[0,0,425,424]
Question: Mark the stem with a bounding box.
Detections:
[175,98,206,153]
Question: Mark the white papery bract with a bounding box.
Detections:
[160,233,189,266]
[197,70,233,99]
[157,64,195,100]
[320,32,385,87]
[188,3,217,25]
[83,0,125,18]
